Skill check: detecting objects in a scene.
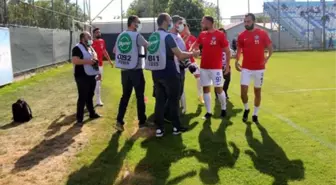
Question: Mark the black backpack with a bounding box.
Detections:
[12,99,33,123]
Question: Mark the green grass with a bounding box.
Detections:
[1,51,335,185]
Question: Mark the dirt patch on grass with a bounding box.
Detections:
[0,67,99,185]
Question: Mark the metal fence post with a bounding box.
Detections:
[322,0,326,50]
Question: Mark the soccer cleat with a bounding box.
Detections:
[156,128,165,137]
[114,122,125,132]
[202,113,213,120]
[220,110,227,118]
[242,109,250,122]
[199,96,205,104]
[252,115,259,124]
[181,109,187,114]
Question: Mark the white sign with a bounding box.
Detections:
[0,27,13,86]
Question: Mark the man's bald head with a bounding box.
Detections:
[157,13,171,30]
[79,31,92,44]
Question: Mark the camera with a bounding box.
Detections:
[92,59,99,71]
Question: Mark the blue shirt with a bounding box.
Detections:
[152,28,178,79]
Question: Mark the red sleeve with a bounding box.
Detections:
[237,33,244,48]
[263,31,271,47]
[196,32,203,45]
[219,32,229,48]
[103,40,107,51]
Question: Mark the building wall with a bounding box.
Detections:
[225,24,272,44]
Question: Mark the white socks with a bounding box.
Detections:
[253,106,260,116]
[196,78,203,97]
[244,103,249,110]
[217,91,227,110]
[95,80,102,104]
[181,91,187,112]
[204,92,211,113]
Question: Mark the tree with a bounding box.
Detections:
[126,0,168,17]
[6,0,87,29]
[166,0,204,31]
[202,1,222,27]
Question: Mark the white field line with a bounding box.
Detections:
[261,108,336,151]
[274,88,336,94]
[231,91,336,151]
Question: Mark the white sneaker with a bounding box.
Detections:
[156,129,164,137]
[181,109,186,114]
[96,100,104,106]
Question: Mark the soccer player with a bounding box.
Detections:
[181,20,204,104]
[215,28,231,100]
[235,13,273,123]
[190,16,231,119]
[92,28,113,106]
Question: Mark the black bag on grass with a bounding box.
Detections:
[12,99,33,123]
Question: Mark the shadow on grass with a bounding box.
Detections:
[245,122,305,185]
[180,104,202,129]
[187,99,242,184]
[116,107,202,185]
[12,123,83,172]
[66,131,137,185]
[195,118,240,184]
[117,133,197,185]
[44,113,77,137]
[0,121,23,130]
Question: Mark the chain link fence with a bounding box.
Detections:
[0,0,89,74]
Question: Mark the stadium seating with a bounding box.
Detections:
[264,1,336,48]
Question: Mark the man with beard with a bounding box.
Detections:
[190,16,231,119]
[71,31,102,126]
[235,13,273,123]
[92,28,113,106]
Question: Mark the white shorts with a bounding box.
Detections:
[200,69,223,87]
[240,68,265,88]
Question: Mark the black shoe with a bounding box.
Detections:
[252,115,259,124]
[90,113,102,119]
[202,113,213,120]
[221,110,227,118]
[242,109,250,122]
[156,128,165,137]
[75,121,84,127]
[173,126,188,135]
[114,122,125,132]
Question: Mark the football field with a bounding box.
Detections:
[0,51,335,185]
